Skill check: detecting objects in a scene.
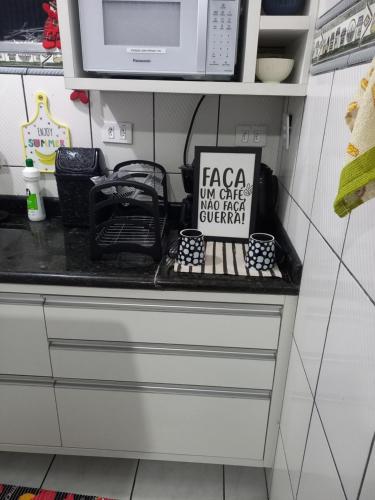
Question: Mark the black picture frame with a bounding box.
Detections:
[192,146,261,242]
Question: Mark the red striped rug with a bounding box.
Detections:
[0,484,115,500]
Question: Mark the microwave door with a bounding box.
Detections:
[78,0,209,76]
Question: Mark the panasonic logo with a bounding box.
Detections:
[133,58,151,63]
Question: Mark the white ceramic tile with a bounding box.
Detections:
[23,76,92,152]
[132,460,222,500]
[269,434,294,500]
[155,94,218,172]
[342,198,375,302]
[91,91,153,170]
[316,266,375,500]
[293,226,340,392]
[278,97,305,194]
[225,466,267,500]
[0,75,27,166]
[280,342,314,496]
[359,440,375,500]
[218,96,284,170]
[167,172,186,203]
[277,185,291,230]
[298,409,346,500]
[292,73,333,216]
[286,200,310,262]
[0,452,54,488]
[311,64,370,255]
[42,455,138,499]
[0,167,57,198]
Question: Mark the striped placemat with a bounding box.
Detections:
[174,241,282,278]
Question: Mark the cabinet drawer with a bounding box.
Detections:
[0,376,61,446]
[0,296,51,376]
[45,297,281,350]
[49,340,276,389]
[55,380,270,460]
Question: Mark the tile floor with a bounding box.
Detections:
[0,453,268,500]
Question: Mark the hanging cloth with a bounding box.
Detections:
[334,58,375,217]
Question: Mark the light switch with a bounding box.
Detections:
[235,125,267,147]
[102,121,133,144]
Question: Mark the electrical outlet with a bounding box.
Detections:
[251,125,267,147]
[119,122,133,144]
[235,125,267,147]
[102,121,133,144]
[236,125,251,146]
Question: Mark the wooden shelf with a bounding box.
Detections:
[65,77,308,96]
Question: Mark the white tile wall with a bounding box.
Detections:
[286,200,310,262]
[273,61,375,500]
[277,184,291,230]
[293,226,340,392]
[155,94,218,172]
[91,91,153,169]
[316,266,375,500]
[342,199,375,303]
[291,73,333,216]
[360,441,375,500]
[270,435,294,500]
[218,96,284,170]
[310,64,368,255]
[278,97,305,193]
[0,75,27,167]
[0,75,284,203]
[280,341,314,496]
[298,409,346,500]
[0,166,57,197]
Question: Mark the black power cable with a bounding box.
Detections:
[183,95,206,166]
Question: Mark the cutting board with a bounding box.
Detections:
[21,92,71,173]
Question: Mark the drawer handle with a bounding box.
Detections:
[49,339,276,361]
[0,375,54,387]
[45,297,282,318]
[55,378,271,400]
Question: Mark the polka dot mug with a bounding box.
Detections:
[177,229,205,266]
[245,233,276,271]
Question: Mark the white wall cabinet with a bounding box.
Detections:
[0,286,296,467]
[56,0,318,95]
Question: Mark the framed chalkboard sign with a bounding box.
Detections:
[193,146,261,241]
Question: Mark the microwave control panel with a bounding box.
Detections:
[206,0,240,75]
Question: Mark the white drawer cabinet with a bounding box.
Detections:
[49,340,276,390]
[0,287,296,467]
[44,297,281,350]
[0,376,61,447]
[0,295,51,376]
[55,381,270,460]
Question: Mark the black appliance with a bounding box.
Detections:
[180,162,278,232]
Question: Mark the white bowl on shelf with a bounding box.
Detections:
[256,58,295,83]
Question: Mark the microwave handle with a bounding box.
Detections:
[197,0,209,72]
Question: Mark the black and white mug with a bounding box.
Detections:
[178,229,205,266]
[245,233,276,271]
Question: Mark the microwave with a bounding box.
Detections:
[78,0,242,79]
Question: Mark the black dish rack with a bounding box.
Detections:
[89,160,168,261]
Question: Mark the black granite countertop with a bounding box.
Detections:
[0,197,301,295]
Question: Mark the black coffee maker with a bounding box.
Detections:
[179,162,278,232]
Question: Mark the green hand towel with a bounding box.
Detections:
[334,58,375,217]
